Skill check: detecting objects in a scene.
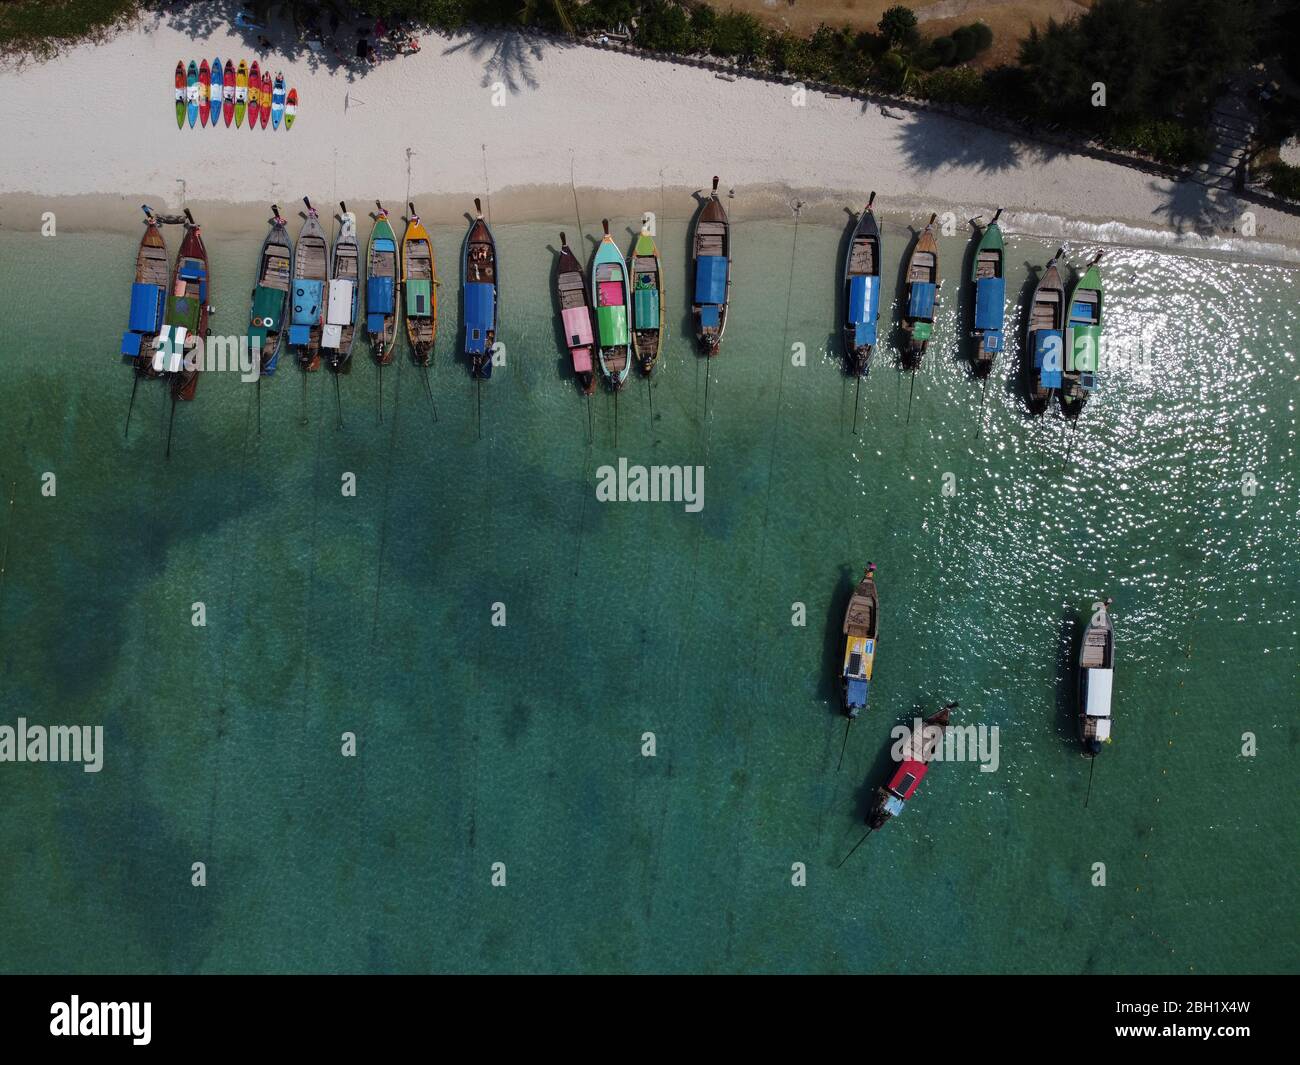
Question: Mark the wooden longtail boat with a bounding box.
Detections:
[629,216,664,375]
[842,193,881,376]
[592,219,632,390]
[969,208,1005,378]
[1078,598,1114,757]
[1025,247,1067,413]
[691,176,731,355]
[401,202,436,366]
[462,198,499,379]
[867,702,956,829]
[841,563,879,718]
[324,202,360,372]
[901,213,939,365]
[159,210,209,403]
[120,205,168,376]
[1061,252,1104,418]
[555,232,595,395]
[289,197,328,371]
[366,202,400,364]
[247,205,292,375]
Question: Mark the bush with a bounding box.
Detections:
[710,10,766,61]
[0,0,138,56]
[1264,161,1300,201]
[919,65,987,105]
[1107,119,1211,166]
[970,21,993,53]
[688,3,717,52]
[931,35,956,66]
[637,1,692,51]
[952,24,978,63]
[878,5,918,49]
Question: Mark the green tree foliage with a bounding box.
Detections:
[637,0,692,51]
[1263,161,1300,201]
[710,9,765,61]
[878,5,918,49]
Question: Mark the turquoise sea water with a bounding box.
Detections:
[0,211,1295,973]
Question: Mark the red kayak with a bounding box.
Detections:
[199,60,211,127]
[248,60,261,129]
[260,71,272,128]
[222,59,235,127]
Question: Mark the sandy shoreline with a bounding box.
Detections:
[1,19,1297,258]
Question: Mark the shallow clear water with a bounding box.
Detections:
[0,213,1295,973]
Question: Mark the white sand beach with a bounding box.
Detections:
[1,17,1297,254]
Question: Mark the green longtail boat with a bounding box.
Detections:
[591,219,631,389]
[629,216,664,375]
[1061,253,1104,418]
[246,205,292,376]
[968,208,1005,378]
[366,202,400,365]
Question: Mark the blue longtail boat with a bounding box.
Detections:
[901,213,939,367]
[1025,247,1066,414]
[121,205,168,374]
[969,208,1005,378]
[842,193,881,376]
[463,197,499,379]
[691,176,731,355]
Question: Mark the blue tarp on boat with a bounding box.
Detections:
[120,331,143,357]
[983,330,1004,352]
[366,276,394,313]
[908,281,936,320]
[846,678,869,710]
[366,312,387,334]
[292,280,322,327]
[179,260,205,281]
[128,283,164,334]
[694,255,727,306]
[372,238,396,253]
[464,282,495,354]
[848,275,878,346]
[699,305,720,329]
[288,324,311,346]
[1034,329,1064,388]
[975,276,1004,330]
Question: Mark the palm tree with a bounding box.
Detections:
[519,0,576,35]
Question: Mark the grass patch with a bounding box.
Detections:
[0,0,141,58]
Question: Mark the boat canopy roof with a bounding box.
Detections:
[1083,668,1113,718]
[1034,330,1064,388]
[292,280,322,326]
[845,677,869,710]
[596,304,628,346]
[634,288,660,328]
[367,276,394,313]
[372,237,396,254]
[889,759,929,801]
[1069,325,1102,374]
[129,283,164,335]
[406,278,432,318]
[908,281,936,321]
[975,276,1005,331]
[464,282,495,352]
[695,255,728,305]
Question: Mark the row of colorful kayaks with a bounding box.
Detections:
[842,198,1105,417]
[175,59,297,130]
